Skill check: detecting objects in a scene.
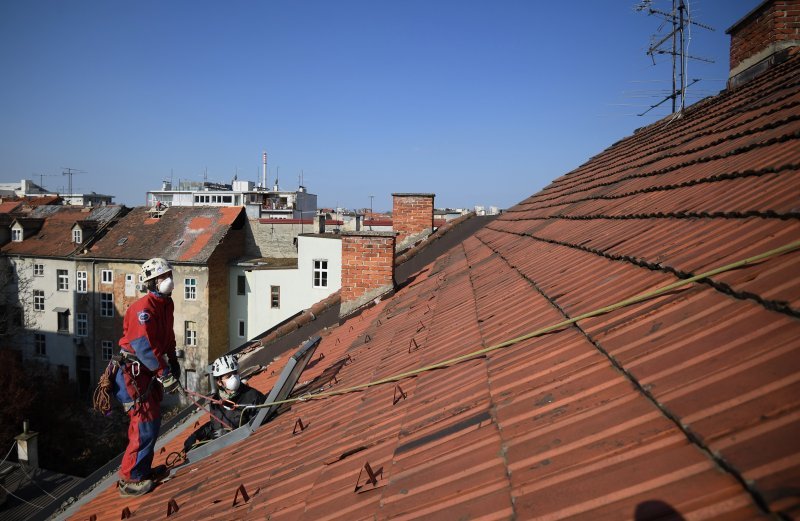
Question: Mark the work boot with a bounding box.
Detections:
[118,478,154,497]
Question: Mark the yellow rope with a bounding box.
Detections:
[250,238,800,410]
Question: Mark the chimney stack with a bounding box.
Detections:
[392,193,435,251]
[340,231,396,317]
[727,0,800,88]
[15,420,39,469]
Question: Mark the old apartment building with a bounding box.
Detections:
[80,205,246,393]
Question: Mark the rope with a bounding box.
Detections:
[245,238,800,410]
[92,363,114,414]
[181,389,235,431]
[1,440,16,466]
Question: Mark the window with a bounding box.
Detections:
[237,275,246,295]
[271,285,280,308]
[57,269,69,291]
[34,333,46,356]
[185,321,197,346]
[238,320,245,338]
[76,271,87,293]
[33,290,45,311]
[184,278,196,300]
[125,274,136,297]
[76,313,88,337]
[11,228,22,242]
[101,270,113,284]
[73,228,82,243]
[34,264,44,277]
[100,293,114,317]
[101,340,113,361]
[57,309,70,333]
[313,260,328,287]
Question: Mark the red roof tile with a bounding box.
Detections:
[65,43,800,521]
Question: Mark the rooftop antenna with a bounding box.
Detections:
[635,0,714,116]
[35,172,58,191]
[61,167,86,202]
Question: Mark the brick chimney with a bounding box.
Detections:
[727,0,800,88]
[392,193,435,251]
[340,231,396,317]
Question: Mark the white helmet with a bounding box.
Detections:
[140,257,172,283]
[212,354,239,377]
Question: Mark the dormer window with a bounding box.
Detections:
[11,228,22,242]
[73,228,82,243]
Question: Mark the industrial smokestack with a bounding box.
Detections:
[262,151,267,189]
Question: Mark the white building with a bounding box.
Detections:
[147,179,317,220]
[228,234,342,347]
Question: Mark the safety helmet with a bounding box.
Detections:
[140,257,172,283]
[212,354,239,377]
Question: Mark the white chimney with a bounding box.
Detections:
[15,420,39,469]
[262,151,268,189]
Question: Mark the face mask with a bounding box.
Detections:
[158,277,174,295]
[224,374,241,392]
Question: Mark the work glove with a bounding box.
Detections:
[168,358,181,380]
[160,373,181,394]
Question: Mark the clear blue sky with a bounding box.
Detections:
[0,0,758,211]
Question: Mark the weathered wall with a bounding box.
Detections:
[244,219,310,258]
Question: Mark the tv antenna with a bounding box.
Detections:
[61,167,86,202]
[34,173,59,191]
[635,0,714,115]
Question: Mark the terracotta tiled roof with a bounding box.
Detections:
[1,206,123,258]
[65,52,800,520]
[85,206,245,263]
[0,200,23,214]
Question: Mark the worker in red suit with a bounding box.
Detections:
[114,257,181,497]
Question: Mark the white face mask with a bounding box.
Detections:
[158,277,174,295]
[224,374,241,392]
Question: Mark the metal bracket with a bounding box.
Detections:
[293,418,307,435]
[408,337,419,353]
[354,462,383,493]
[393,385,407,405]
[121,507,132,519]
[167,498,180,517]
[233,483,259,507]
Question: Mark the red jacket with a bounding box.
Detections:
[119,291,177,377]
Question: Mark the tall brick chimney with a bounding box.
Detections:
[727,0,800,88]
[340,231,396,317]
[392,193,434,251]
